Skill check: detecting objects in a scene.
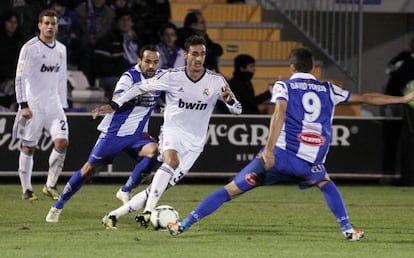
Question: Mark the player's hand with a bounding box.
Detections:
[21,107,32,119]
[221,86,233,103]
[261,149,275,170]
[91,104,114,119]
[403,91,414,103]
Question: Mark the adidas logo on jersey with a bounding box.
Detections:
[178,98,207,110]
[40,63,60,72]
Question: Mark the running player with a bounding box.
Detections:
[95,35,242,229]
[13,9,68,200]
[46,45,161,222]
[167,47,414,241]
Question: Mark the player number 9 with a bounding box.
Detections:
[302,92,321,122]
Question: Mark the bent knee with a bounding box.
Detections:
[54,138,69,151]
[140,142,158,158]
[224,181,242,199]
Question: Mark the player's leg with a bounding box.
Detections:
[135,149,178,227]
[14,112,44,200]
[19,144,37,200]
[43,114,69,199]
[103,188,151,229]
[46,136,120,222]
[317,175,364,241]
[117,139,158,204]
[168,157,265,235]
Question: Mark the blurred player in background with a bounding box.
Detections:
[13,9,68,201]
[46,45,161,222]
[167,47,414,241]
[94,35,242,229]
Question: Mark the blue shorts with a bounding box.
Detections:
[233,147,326,192]
[87,132,155,166]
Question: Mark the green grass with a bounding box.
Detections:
[0,183,413,258]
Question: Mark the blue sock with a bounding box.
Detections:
[182,187,231,230]
[121,157,153,192]
[320,181,352,231]
[54,170,86,209]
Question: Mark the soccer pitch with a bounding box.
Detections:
[0,183,413,258]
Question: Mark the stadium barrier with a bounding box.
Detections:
[0,113,402,179]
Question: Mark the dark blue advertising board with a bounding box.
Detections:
[0,113,401,179]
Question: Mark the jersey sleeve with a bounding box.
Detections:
[15,44,30,106]
[113,70,170,107]
[329,83,350,105]
[270,81,289,104]
[59,46,68,108]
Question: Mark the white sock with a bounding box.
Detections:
[144,164,173,213]
[18,151,33,193]
[109,188,149,219]
[46,148,66,188]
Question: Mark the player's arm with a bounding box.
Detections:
[262,98,286,170]
[348,91,414,105]
[59,46,69,109]
[15,44,32,118]
[219,77,242,114]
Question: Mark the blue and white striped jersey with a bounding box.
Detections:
[271,73,350,163]
[97,65,161,137]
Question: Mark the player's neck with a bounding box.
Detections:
[186,67,204,81]
[40,35,55,44]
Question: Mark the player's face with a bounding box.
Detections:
[185,44,206,73]
[139,50,160,79]
[38,16,58,42]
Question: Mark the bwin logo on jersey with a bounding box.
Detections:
[40,63,60,72]
[178,98,207,110]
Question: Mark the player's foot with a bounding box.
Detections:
[135,211,151,228]
[22,189,38,200]
[46,206,62,223]
[167,222,186,236]
[116,188,131,204]
[102,215,117,229]
[42,185,59,200]
[343,229,365,241]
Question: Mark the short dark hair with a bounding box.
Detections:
[184,35,206,51]
[38,9,58,22]
[289,47,314,73]
[138,45,158,59]
[234,54,255,71]
[183,9,202,27]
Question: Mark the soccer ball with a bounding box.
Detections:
[150,205,179,231]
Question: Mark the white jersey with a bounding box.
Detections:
[114,67,242,152]
[15,36,68,112]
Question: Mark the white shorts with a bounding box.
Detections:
[158,127,201,186]
[12,109,69,147]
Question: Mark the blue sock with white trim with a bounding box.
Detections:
[320,181,352,231]
[181,187,231,230]
[122,157,153,192]
[54,170,86,209]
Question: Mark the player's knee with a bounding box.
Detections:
[21,145,35,155]
[81,162,99,178]
[140,142,158,158]
[54,138,68,151]
[224,181,243,199]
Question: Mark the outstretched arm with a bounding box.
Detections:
[348,91,414,105]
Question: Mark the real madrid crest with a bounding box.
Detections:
[203,88,209,96]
